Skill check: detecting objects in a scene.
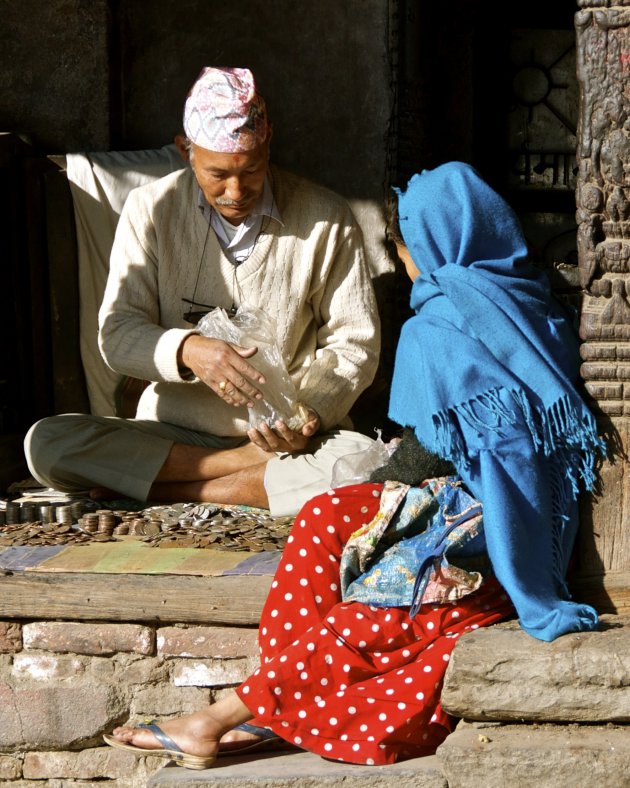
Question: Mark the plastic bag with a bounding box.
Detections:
[197,306,308,431]
[330,430,392,488]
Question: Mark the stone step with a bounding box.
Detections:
[437,721,630,788]
[147,750,447,787]
[146,721,630,788]
[441,614,630,722]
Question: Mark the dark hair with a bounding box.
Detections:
[385,192,404,247]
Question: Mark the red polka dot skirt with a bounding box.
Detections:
[237,484,513,765]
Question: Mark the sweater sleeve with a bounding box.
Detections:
[296,214,381,430]
[98,186,197,383]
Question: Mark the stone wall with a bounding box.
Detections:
[0,619,260,786]
[1,0,393,203]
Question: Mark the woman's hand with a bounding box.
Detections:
[247,407,320,454]
[179,334,265,407]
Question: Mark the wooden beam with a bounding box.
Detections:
[4,569,626,626]
[0,572,270,625]
[571,571,630,615]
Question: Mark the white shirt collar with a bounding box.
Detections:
[196,175,283,263]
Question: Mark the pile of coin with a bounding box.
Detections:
[0,521,94,547]
[0,499,294,551]
[140,504,295,551]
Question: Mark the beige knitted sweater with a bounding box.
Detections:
[99,165,380,436]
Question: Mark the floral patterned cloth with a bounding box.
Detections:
[340,479,489,611]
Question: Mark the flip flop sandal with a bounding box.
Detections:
[103,720,215,770]
[218,722,299,756]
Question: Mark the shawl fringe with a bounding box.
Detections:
[431,386,604,497]
[431,386,604,598]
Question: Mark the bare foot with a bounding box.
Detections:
[219,727,269,751]
[110,709,224,759]
[109,693,253,759]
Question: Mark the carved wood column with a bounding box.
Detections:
[574,1,630,611]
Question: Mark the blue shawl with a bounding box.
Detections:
[388,162,604,641]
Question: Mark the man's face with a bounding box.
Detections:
[190,138,269,226]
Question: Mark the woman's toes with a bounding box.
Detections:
[111,727,134,740]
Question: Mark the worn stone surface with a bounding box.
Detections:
[23,621,154,655]
[0,621,22,653]
[172,657,259,688]
[11,782,114,788]
[0,754,22,780]
[115,655,169,685]
[441,616,630,722]
[23,747,140,779]
[436,721,630,788]
[148,750,446,788]
[131,684,212,718]
[88,655,117,682]
[0,681,125,748]
[12,653,85,681]
[157,626,259,659]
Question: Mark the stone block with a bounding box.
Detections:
[13,782,109,788]
[12,653,85,681]
[436,721,630,788]
[0,621,22,653]
[23,747,139,779]
[441,616,630,722]
[157,626,259,658]
[0,754,22,780]
[89,656,116,681]
[131,684,211,717]
[171,657,259,688]
[23,622,154,655]
[0,681,126,748]
[119,655,169,685]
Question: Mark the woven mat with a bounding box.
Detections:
[0,538,282,576]
[1,492,286,576]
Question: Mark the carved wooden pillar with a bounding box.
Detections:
[574,1,630,610]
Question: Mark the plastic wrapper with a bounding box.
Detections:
[330,430,393,488]
[197,306,308,431]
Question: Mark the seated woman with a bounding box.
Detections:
[103,161,603,770]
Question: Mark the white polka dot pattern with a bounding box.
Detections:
[235,484,513,765]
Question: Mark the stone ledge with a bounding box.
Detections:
[436,721,630,788]
[441,614,630,722]
[148,750,446,787]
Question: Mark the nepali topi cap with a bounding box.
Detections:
[183,67,268,152]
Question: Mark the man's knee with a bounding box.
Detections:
[24,414,94,490]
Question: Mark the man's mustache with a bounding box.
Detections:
[215,197,246,206]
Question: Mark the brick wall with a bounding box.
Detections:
[0,619,260,785]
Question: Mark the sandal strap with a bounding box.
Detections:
[139,721,184,753]
[234,722,280,741]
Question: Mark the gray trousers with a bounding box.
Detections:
[24,414,376,517]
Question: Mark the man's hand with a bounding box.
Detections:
[247,408,320,453]
[179,334,265,407]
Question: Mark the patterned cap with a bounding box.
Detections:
[183,67,268,152]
